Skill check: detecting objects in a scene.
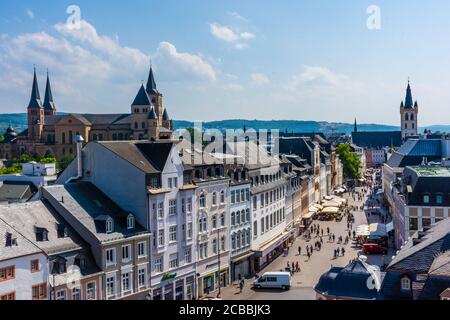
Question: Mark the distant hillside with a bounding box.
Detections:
[1,113,445,136]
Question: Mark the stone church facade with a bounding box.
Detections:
[0,66,173,160]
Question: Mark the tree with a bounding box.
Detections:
[336,143,361,179]
[0,134,4,143]
[57,154,76,172]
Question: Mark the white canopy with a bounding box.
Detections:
[322,200,341,208]
[321,207,340,214]
[302,211,316,219]
[309,206,319,213]
[356,224,370,237]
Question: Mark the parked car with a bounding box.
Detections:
[362,243,388,254]
[253,272,291,290]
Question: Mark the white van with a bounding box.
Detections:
[253,272,291,290]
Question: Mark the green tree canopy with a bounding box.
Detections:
[336,143,362,179]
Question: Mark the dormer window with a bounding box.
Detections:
[127,214,135,230]
[106,218,114,233]
[5,232,17,247]
[35,227,49,242]
[401,276,411,291]
[57,224,69,238]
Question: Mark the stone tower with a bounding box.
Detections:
[400,80,419,140]
[27,67,44,141]
[43,71,57,117]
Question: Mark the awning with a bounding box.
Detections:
[231,251,255,263]
[321,207,339,214]
[322,200,341,208]
[386,221,394,233]
[356,224,370,236]
[309,206,319,213]
[255,231,291,257]
[313,203,323,210]
[302,211,316,219]
[369,223,387,237]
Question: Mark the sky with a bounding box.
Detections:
[1,0,450,126]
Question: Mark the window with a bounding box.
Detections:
[187,198,192,212]
[86,282,96,300]
[221,236,226,251]
[127,214,134,229]
[1,292,15,300]
[246,209,250,222]
[122,245,131,262]
[220,213,225,226]
[241,190,245,203]
[106,248,116,266]
[212,192,217,206]
[436,195,443,205]
[246,189,250,201]
[106,218,114,233]
[220,190,225,203]
[236,190,241,203]
[169,199,177,215]
[138,268,147,288]
[253,221,258,236]
[199,194,206,208]
[422,218,431,228]
[56,289,67,300]
[32,283,46,300]
[168,178,173,188]
[261,194,264,207]
[169,255,179,269]
[231,234,236,250]
[231,212,235,226]
[154,257,163,273]
[30,259,40,273]
[409,217,418,232]
[212,238,218,254]
[169,226,177,242]
[423,195,430,204]
[185,248,192,263]
[212,215,217,229]
[261,218,264,234]
[253,196,257,211]
[181,198,186,213]
[401,276,411,291]
[122,272,132,294]
[187,222,193,239]
[236,211,241,225]
[138,242,147,258]
[0,266,15,282]
[231,191,235,204]
[72,286,81,300]
[158,230,164,246]
[173,177,178,188]
[158,202,164,218]
[106,275,115,298]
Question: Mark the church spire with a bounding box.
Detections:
[354,118,358,133]
[28,66,42,109]
[146,64,159,95]
[43,70,56,110]
[404,79,414,109]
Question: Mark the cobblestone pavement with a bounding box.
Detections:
[221,184,393,300]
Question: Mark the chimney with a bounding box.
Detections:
[76,134,84,178]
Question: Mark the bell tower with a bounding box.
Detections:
[400,80,419,140]
[27,67,44,141]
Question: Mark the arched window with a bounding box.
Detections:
[410,113,414,121]
[199,194,206,208]
[405,123,408,129]
[68,130,73,144]
[62,132,66,144]
[212,215,217,229]
[134,122,138,129]
[231,233,236,250]
[212,192,217,206]
[401,276,411,291]
[141,122,146,129]
[405,113,409,121]
[127,214,135,229]
[231,212,235,226]
[220,213,225,226]
[236,211,241,225]
[253,221,257,236]
[220,190,225,204]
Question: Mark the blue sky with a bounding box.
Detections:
[1,0,450,125]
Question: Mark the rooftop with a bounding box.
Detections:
[410,166,450,177]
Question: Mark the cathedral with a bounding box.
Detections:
[0,65,173,160]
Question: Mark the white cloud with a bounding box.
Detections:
[240,32,255,40]
[209,23,255,49]
[251,73,270,85]
[209,23,239,42]
[222,83,244,92]
[0,19,217,115]
[152,41,216,81]
[290,66,350,88]
[26,9,34,19]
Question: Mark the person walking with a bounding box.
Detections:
[341,247,346,256]
[327,227,330,235]
[295,261,300,272]
[239,279,244,293]
[298,246,302,256]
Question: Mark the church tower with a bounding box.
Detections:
[27,67,44,141]
[146,66,163,121]
[43,71,57,117]
[400,80,419,140]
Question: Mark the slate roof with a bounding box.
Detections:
[132,84,152,106]
[28,68,42,109]
[98,140,174,174]
[314,259,384,300]
[162,108,170,121]
[43,73,56,110]
[146,66,159,95]
[0,181,37,203]
[278,137,317,166]
[43,182,149,243]
[404,82,414,109]
[352,131,402,149]
[0,200,85,255]
[387,139,443,168]
[0,218,43,261]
